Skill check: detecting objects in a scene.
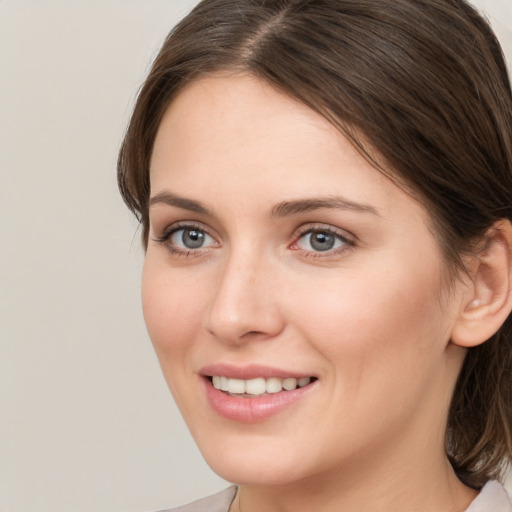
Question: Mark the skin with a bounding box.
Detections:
[143,74,479,511]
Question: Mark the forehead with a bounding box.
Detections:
[149,74,428,227]
[151,73,340,175]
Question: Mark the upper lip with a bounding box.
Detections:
[200,363,316,380]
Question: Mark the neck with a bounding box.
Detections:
[232,435,477,512]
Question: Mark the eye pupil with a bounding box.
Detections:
[182,229,204,249]
[310,232,335,251]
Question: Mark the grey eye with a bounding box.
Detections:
[309,232,335,251]
[296,230,346,252]
[182,229,205,248]
[170,228,214,249]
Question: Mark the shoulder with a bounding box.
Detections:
[157,487,237,512]
[465,481,512,512]
[156,482,511,512]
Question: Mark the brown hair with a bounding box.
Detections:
[118,0,512,489]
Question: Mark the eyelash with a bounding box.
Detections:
[152,222,355,259]
[290,225,355,258]
[152,222,216,258]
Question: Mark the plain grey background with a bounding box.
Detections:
[1,1,511,511]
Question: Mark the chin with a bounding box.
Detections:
[189,425,330,487]
[206,455,308,486]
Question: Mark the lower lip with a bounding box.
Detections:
[203,378,316,423]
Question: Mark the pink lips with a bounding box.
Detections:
[200,364,317,423]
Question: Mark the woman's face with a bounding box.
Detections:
[143,74,468,486]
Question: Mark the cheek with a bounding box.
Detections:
[141,258,207,364]
[290,261,449,379]
[286,264,454,447]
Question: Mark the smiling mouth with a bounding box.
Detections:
[208,376,317,397]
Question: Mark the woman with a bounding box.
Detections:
[118,0,512,510]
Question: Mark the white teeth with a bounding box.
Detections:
[245,378,266,395]
[266,377,283,394]
[227,378,245,394]
[211,375,313,395]
[298,377,311,387]
[282,377,297,391]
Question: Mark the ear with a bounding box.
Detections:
[450,219,512,348]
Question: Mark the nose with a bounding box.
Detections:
[205,250,285,345]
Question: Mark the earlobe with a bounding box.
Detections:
[451,219,512,348]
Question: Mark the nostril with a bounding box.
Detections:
[242,330,264,338]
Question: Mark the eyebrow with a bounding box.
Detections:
[270,196,380,218]
[149,191,211,215]
[149,191,379,218]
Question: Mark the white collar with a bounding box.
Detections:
[465,481,512,512]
